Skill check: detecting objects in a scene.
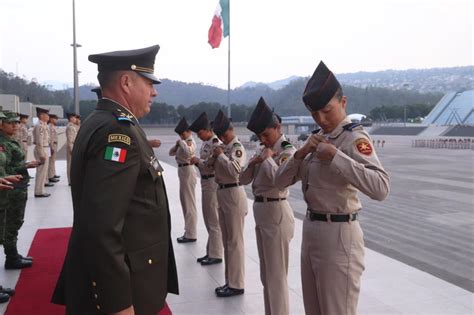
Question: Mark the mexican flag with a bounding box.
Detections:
[104,146,127,163]
[208,0,230,49]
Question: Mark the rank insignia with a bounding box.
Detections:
[355,138,373,155]
[108,134,131,145]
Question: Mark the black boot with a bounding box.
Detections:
[0,292,9,303]
[4,246,33,270]
[0,285,15,296]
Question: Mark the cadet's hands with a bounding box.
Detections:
[295,135,336,160]
[111,305,135,315]
[315,142,337,161]
[26,160,41,168]
[148,139,161,148]
[248,155,264,167]
[260,148,275,160]
[213,146,224,157]
[190,156,200,165]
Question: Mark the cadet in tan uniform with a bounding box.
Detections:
[240,97,296,315]
[17,114,29,160]
[65,113,78,185]
[47,114,60,183]
[169,117,198,243]
[212,110,248,297]
[189,112,223,265]
[275,61,390,315]
[33,107,52,197]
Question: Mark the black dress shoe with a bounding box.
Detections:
[49,178,59,183]
[35,193,51,198]
[0,292,9,303]
[216,286,244,297]
[18,254,33,262]
[215,283,228,293]
[0,286,15,296]
[201,257,222,266]
[197,254,208,263]
[176,236,197,243]
[53,175,60,179]
[44,183,54,187]
[5,257,33,269]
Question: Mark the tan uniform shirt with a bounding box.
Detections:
[214,136,247,185]
[66,122,78,153]
[275,117,390,213]
[240,134,296,198]
[49,124,58,152]
[33,121,50,159]
[195,134,221,176]
[168,136,196,163]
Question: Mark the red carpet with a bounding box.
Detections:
[6,227,172,315]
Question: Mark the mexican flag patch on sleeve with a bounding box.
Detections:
[104,146,127,163]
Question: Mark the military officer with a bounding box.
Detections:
[169,117,198,243]
[48,114,60,183]
[275,61,390,315]
[240,97,295,315]
[0,111,40,269]
[212,109,248,297]
[33,107,52,197]
[15,113,29,160]
[189,112,223,265]
[52,45,179,315]
[65,112,78,185]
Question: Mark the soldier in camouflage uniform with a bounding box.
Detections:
[0,111,40,269]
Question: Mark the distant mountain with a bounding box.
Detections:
[240,75,300,90]
[42,80,71,91]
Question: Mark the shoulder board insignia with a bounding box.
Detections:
[281,141,293,149]
[117,116,133,123]
[343,123,362,131]
[233,142,242,147]
[311,128,321,134]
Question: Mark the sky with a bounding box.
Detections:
[0,0,472,89]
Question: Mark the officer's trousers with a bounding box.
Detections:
[178,165,197,239]
[217,185,247,289]
[254,200,294,315]
[200,177,222,258]
[301,218,365,315]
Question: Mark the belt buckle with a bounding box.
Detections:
[326,213,331,223]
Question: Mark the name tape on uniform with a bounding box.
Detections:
[108,134,131,146]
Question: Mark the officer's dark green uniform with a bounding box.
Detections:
[52,45,179,315]
[0,111,33,269]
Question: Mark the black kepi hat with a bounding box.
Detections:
[189,112,211,132]
[212,110,232,137]
[36,107,50,116]
[302,61,341,111]
[247,97,276,134]
[66,112,77,120]
[174,117,189,134]
[88,45,161,84]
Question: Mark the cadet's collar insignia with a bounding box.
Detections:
[355,138,373,155]
[235,149,242,158]
[108,134,131,145]
[104,146,127,163]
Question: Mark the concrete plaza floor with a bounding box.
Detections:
[0,160,472,314]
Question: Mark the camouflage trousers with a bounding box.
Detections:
[0,188,27,256]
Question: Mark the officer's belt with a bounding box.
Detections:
[178,163,191,167]
[306,209,358,222]
[255,196,286,203]
[218,182,241,189]
[43,146,50,148]
[201,174,215,180]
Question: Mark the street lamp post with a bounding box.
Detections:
[72,0,81,115]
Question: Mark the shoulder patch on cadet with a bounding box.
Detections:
[235,149,243,158]
[354,138,373,155]
[281,140,293,149]
[108,134,131,146]
[343,123,362,131]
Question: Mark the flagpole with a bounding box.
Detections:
[227,0,231,118]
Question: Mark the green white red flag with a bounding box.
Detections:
[208,0,230,49]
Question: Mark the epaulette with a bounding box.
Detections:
[311,128,321,134]
[114,112,135,125]
[343,123,362,131]
[281,141,293,149]
[233,142,242,147]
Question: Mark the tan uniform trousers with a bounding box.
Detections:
[67,150,72,185]
[34,148,49,195]
[217,185,247,289]
[178,165,197,239]
[201,177,223,258]
[254,200,295,315]
[301,218,365,315]
[48,151,57,179]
